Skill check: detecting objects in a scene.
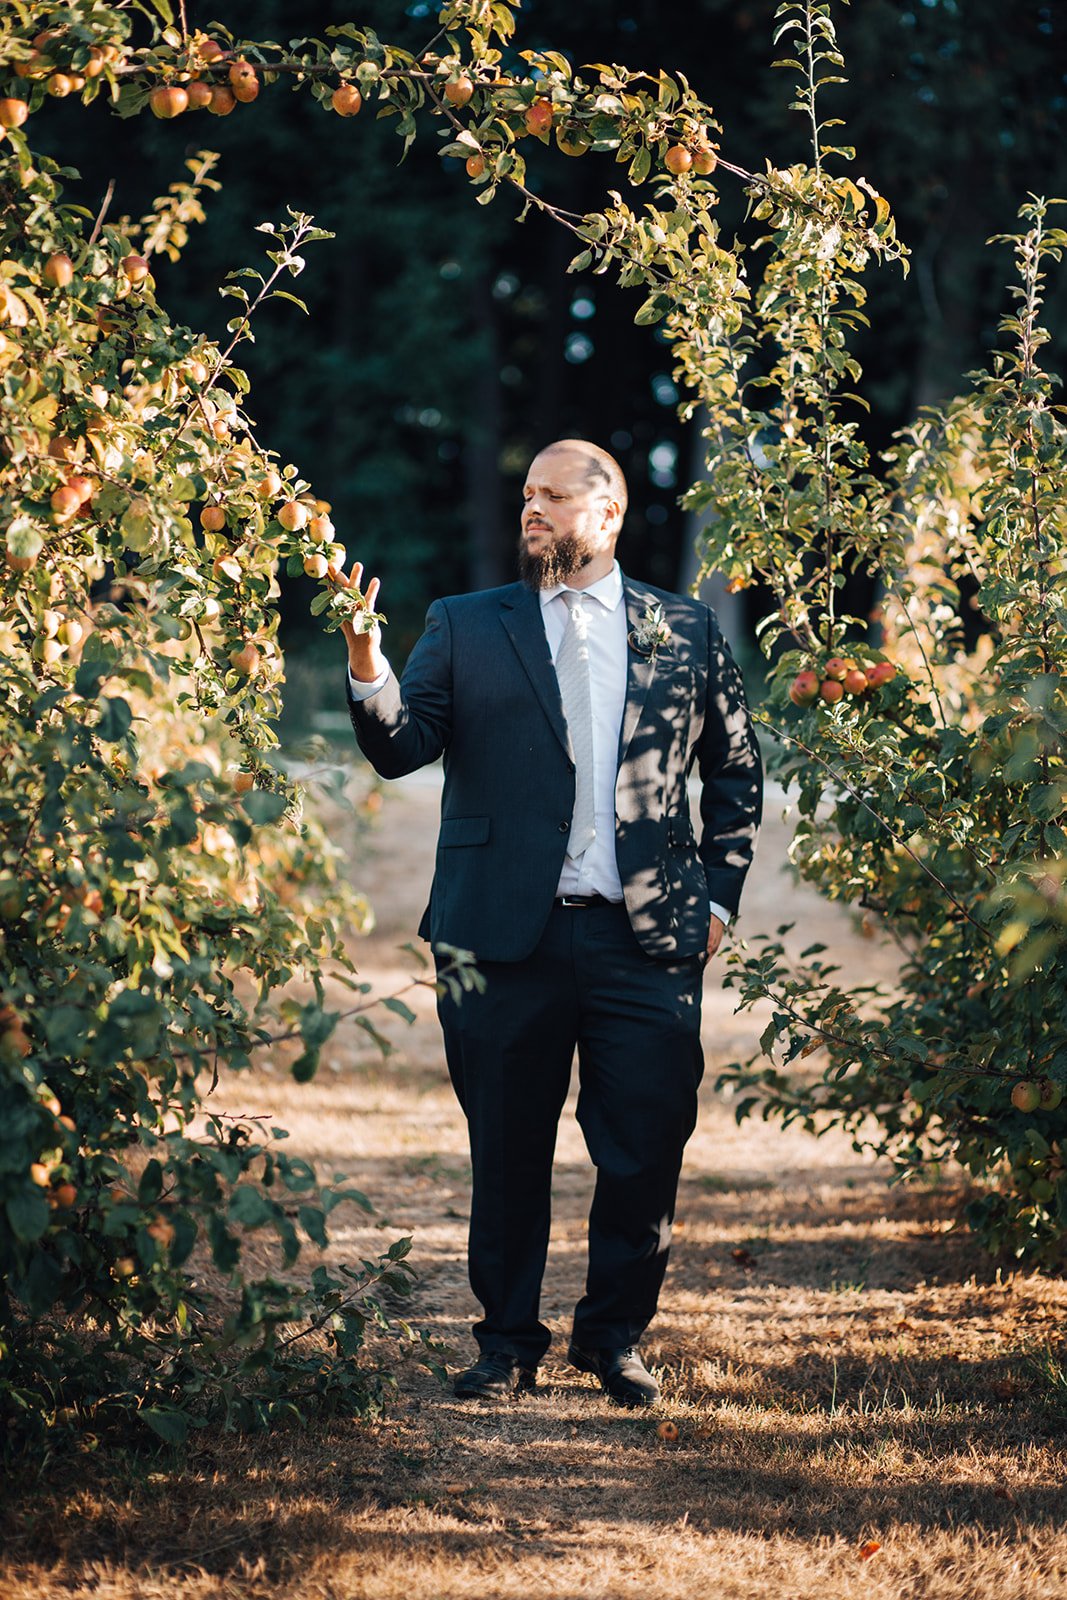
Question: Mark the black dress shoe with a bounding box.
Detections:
[453,1350,538,1399]
[567,1342,661,1407]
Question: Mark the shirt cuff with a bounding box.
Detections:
[347,662,390,701]
[708,899,731,927]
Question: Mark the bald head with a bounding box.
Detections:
[533,439,629,521]
[519,439,628,590]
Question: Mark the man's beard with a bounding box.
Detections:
[518,532,595,590]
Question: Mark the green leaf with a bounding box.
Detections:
[298,1205,328,1247]
[96,697,133,742]
[140,1406,188,1444]
[138,1159,164,1205]
[228,1185,274,1227]
[269,290,310,315]
[241,791,288,824]
[6,1190,50,1244]
[634,293,670,326]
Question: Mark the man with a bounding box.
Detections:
[339,439,762,1408]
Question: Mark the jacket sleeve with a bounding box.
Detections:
[696,605,763,916]
[346,598,453,779]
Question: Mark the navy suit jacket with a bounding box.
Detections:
[346,573,763,962]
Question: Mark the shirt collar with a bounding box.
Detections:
[539,558,624,613]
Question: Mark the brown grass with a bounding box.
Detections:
[3,768,1066,1600]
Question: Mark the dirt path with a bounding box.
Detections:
[5,766,1066,1600]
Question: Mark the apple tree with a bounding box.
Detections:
[1,0,1061,1457]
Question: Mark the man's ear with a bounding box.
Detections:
[601,498,623,533]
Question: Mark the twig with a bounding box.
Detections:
[87,179,115,249]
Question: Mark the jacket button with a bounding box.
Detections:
[558,821,569,833]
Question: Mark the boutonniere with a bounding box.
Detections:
[628,600,672,660]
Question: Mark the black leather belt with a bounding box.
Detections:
[555,894,616,908]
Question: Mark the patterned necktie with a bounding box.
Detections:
[555,590,596,858]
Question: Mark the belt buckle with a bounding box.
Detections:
[559,895,588,907]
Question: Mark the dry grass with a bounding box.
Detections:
[3,768,1066,1600]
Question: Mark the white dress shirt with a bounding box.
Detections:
[347,560,731,926]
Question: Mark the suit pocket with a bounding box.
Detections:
[667,813,696,849]
[439,815,491,848]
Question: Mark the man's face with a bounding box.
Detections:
[518,450,618,589]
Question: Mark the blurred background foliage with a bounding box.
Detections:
[30,0,1067,685]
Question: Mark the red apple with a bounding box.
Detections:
[150,85,188,119]
[789,670,820,706]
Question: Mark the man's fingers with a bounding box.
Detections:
[365,575,380,610]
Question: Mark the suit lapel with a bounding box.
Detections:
[617,577,659,766]
[499,585,572,760]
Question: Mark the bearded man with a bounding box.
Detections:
[338,439,763,1407]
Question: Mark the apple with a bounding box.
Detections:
[186,79,213,110]
[465,153,486,178]
[308,513,334,544]
[277,500,308,532]
[96,305,121,334]
[444,75,474,107]
[67,475,94,504]
[1011,1080,1042,1113]
[823,657,850,681]
[234,771,255,793]
[200,40,227,63]
[146,1216,176,1247]
[41,610,62,638]
[524,99,553,136]
[200,504,227,531]
[0,100,30,130]
[789,670,820,706]
[332,82,362,116]
[230,62,259,104]
[557,126,591,156]
[1038,1078,1063,1111]
[843,667,869,695]
[5,543,40,574]
[201,596,221,621]
[303,552,329,579]
[15,53,52,81]
[30,1163,50,1187]
[50,485,82,521]
[327,541,347,570]
[43,252,74,288]
[185,358,209,386]
[229,57,257,87]
[46,73,76,97]
[121,254,150,283]
[150,85,188,119]
[208,85,236,116]
[84,47,106,78]
[213,554,243,583]
[867,661,897,688]
[57,618,83,648]
[664,145,692,174]
[693,147,718,175]
[819,678,845,705]
[52,1182,77,1208]
[229,641,261,675]
[256,469,282,499]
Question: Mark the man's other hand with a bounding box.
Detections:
[705,912,726,961]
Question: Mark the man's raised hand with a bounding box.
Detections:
[332,559,386,682]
